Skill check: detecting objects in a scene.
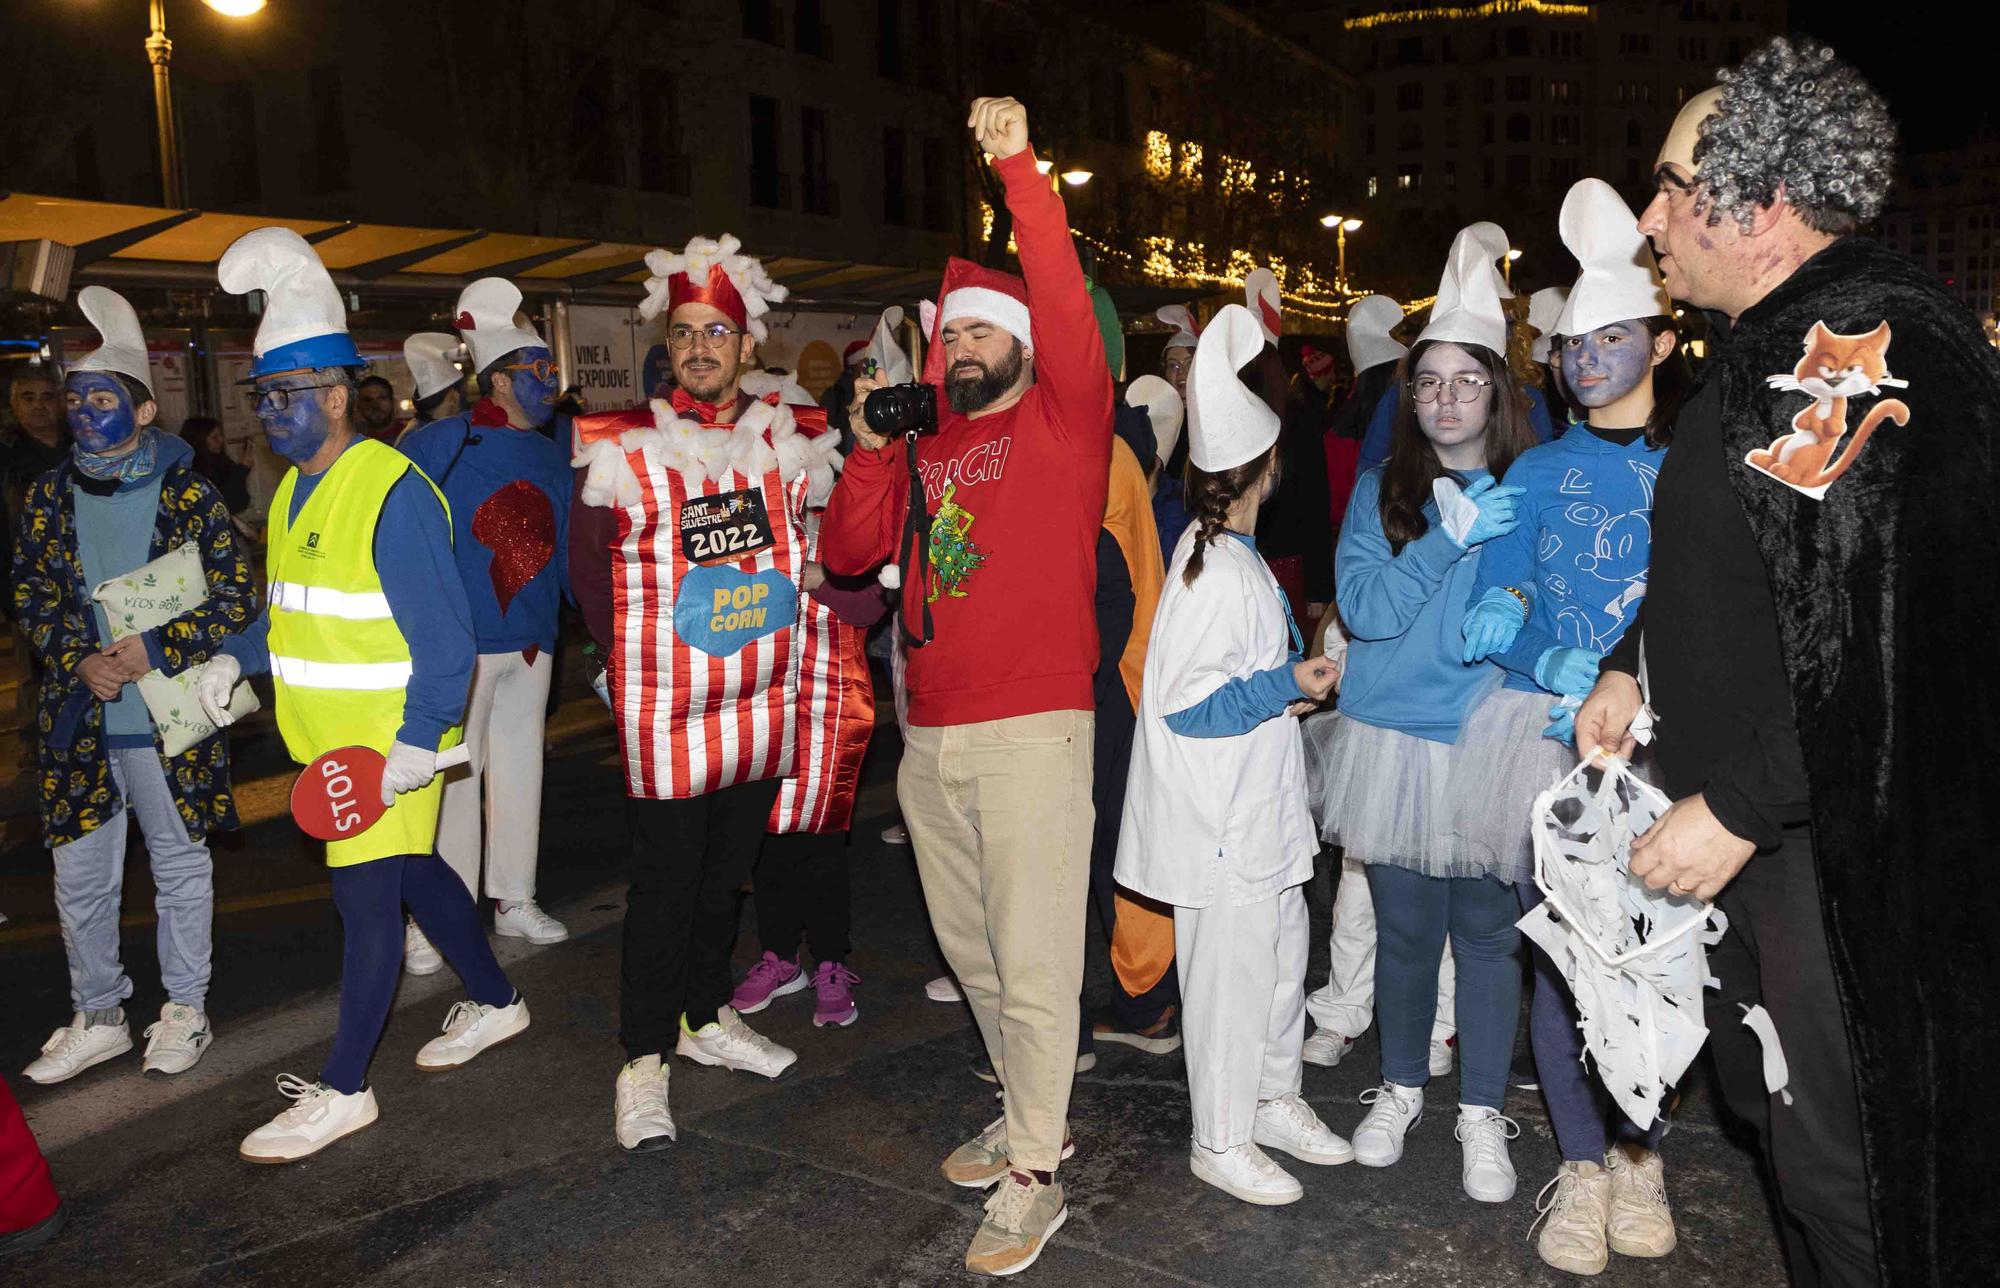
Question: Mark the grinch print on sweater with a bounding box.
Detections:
[1748,320,1911,500]
[926,482,986,601]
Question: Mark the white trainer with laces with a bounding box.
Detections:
[614,1054,676,1151]
[494,899,569,945]
[239,1075,379,1163]
[1533,1160,1612,1275]
[1429,1034,1457,1077]
[1190,1141,1304,1206]
[415,996,531,1070]
[1300,1028,1354,1068]
[1254,1091,1355,1165]
[142,1003,211,1075]
[1604,1147,1676,1257]
[1455,1105,1521,1202]
[23,1014,132,1085]
[404,921,443,976]
[675,1006,797,1079]
[1352,1083,1424,1167]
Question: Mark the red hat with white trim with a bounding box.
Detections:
[923,257,1031,386]
[639,234,788,342]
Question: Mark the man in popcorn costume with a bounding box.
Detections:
[568,234,842,1154]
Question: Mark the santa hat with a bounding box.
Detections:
[639,233,788,342]
[1244,268,1283,344]
[454,278,546,373]
[1553,179,1671,339]
[1156,304,1200,351]
[842,339,869,365]
[1187,305,1280,473]
[403,332,464,401]
[69,286,152,391]
[923,258,1031,386]
[1300,344,1336,381]
[218,226,364,377]
[1125,374,1184,466]
[864,306,913,385]
[1465,221,1517,300]
[1526,288,1569,363]
[1345,295,1407,374]
[1417,224,1510,356]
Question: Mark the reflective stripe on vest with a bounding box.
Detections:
[269,580,395,620]
[270,655,414,690]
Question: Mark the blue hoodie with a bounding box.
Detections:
[1333,466,1500,742]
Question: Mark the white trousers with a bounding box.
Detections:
[1176,884,1309,1152]
[436,649,552,903]
[1305,856,1455,1042]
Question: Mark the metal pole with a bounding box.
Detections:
[147,0,184,208]
[549,298,574,394]
[1337,226,1348,292]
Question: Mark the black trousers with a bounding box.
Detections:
[754,829,852,965]
[619,778,781,1059]
[1705,825,1880,1288]
[1084,687,1179,1034]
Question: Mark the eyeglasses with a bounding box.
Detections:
[503,358,560,381]
[667,322,746,351]
[1408,374,1495,404]
[246,382,339,414]
[1161,359,1191,377]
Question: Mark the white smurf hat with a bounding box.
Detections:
[403,332,464,401]
[1244,268,1282,344]
[1417,224,1510,356]
[1553,179,1672,338]
[1466,221,1516,300]
[1527,287,1570,363]
[69,286,152,390]
[1125,374,1184,466]
[454,278,547,373]
[218,226,364,377]
[864,305,913,385]
[1345,294,1407,374]
[1186,305,1280,473]
[1155,304,1200,351]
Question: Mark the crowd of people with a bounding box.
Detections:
[2,33,1992,1288]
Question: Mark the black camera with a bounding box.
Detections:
[863,382,938,436]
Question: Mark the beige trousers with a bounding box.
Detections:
[437,649,552,903]
[899,709,1093,1172]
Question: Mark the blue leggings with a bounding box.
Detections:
[324,854,515,1094]
[1366,863,1521,1109]
[1517,882,1669,1162]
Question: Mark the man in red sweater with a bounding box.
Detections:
[820,96,1110,1278]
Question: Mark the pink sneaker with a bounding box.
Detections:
[731,951,807,1014]
[812,961,860,1028]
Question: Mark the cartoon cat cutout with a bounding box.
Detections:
[1748,319,1911,500]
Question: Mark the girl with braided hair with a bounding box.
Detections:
[1118,306,1345,1207]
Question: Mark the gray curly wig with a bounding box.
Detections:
[1694,36,1899,235]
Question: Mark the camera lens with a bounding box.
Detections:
[864,383,937,436]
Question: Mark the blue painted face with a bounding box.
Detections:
[255,376,334,464]
[1559,320,1653,409]
[65,371,143,453]
[507,346,559,428]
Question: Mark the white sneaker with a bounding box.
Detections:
[614,1054,676,1151]
[1455,1105,1521,1202]
[1605,1147,1677,1257]
[1429,1034,1457,1077]
[141,1002,212,1075]
[494,899,569,945]
[675,1006,797,1079]
[239,1074,379,1163]
[404,921,443,976]
[882,823,910,845]
[1352,1083,1423,1167]
[23,1013,132,1085]
[415,996,530,1070]
[1189,1141,1304,1206]
[924,975,963,1003]
[1533,1160,1612,1275]
[1253,1091,1354,1165]
[1300,1027,1354,1068]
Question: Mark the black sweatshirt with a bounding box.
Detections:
[1602,320,1809,847]
[1255,378,1336,603]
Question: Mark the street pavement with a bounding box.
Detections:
[0,662,1790,1286]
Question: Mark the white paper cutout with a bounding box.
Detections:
[1432,477,1479,546]
[1738,1004,1795,1107]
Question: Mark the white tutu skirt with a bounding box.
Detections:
[1440,686,1581,886]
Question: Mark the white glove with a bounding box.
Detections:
[380,741,439,806]
[195,655,243,727]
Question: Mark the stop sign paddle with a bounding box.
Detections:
[290,744,472,841]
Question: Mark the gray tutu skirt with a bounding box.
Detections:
[1440,686,1581,887]
[1303,710,1462,874]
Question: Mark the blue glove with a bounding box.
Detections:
[1457,476,1527,548]
[1543,697,1579,745]
[1460,586,1527,663]
[1536,645,1604,698]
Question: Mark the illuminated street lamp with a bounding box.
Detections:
[145,0,267,208]
[1059,169,1094,187]
[1321,214,1364,291]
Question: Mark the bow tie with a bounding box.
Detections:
[670,387,731,423]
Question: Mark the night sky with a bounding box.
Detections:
[1789,6,1983,155]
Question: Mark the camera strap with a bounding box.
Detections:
[898,429,936,648]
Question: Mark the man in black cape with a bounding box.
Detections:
[1578,36,1997,1287]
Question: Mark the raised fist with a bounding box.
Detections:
[967,97,1030,162]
